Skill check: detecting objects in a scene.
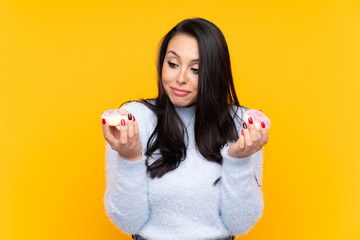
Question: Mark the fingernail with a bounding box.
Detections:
[261,122,265,128]
[248,117,253,124]
[128,113,133,120]
[242,122,248,129]
[102,118,106,125]
[121,119,125,126]
[133,116,136,121]
[241,129,244,135]
[259,110,262,112]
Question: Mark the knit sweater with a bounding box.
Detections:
[104,101,264,240]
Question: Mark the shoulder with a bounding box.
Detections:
[228,104,250,131]
[229,104,249,120]
[120,100,155,118]
[120,100,157,145]
[120,99,157,129]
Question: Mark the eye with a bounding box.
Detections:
[167,60,178,68]
[191,68,199,75]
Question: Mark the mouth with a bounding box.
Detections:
[171,87,191,96]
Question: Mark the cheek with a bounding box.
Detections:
[161,66,171,84]
[161,67,172,97]
[191,76,199,92]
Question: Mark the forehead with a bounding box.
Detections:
[166,34,199,59]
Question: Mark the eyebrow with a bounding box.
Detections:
[167,50,199,62]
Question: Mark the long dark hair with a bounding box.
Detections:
[141,18,243,178]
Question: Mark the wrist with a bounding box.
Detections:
[227,145,239,158]
[122,152,143,161]
[227,144,252,159]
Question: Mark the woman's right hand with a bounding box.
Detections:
[102,113,142,161]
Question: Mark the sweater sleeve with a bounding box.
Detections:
[103,101,155,234]
[104,144,149,233]
[219,144,264,236]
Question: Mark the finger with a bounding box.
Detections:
[109,126,121,139]
[134,116,140,140]
[243,127,253,148]
[127,114,135,143]
[247,118,259,144]
[258,125,269,148]
[102,119,117,144]
[119,120,128,144]
[237,129,245,151]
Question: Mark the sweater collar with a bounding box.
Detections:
[174,104,196,127]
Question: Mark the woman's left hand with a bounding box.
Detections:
[228,119,269,158]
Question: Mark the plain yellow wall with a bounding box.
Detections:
[1,0,360,239]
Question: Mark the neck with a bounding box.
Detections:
[174,104,195,128]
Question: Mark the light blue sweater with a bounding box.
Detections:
[104,101,264,240]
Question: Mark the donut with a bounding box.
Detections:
[102,109,130,126]
[243,109,271,131]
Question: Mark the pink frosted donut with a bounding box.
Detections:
[102,109,130,126]
[243,109,271,131]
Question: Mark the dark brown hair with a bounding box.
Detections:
[141,18,243,178]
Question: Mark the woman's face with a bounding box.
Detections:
[161,34,199,107]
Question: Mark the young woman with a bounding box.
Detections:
[102,18,269,240]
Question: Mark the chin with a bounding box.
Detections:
[168,94,196,107]
[173,102,188,107]
[171,100,193,107]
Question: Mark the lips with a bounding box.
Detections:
[171,87,191,96]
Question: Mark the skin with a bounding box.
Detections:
[102,115,142,161]
[161,34,199,107]
[227,121,269,158]
[101,33,269,161]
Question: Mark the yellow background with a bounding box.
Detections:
[1,0,360,239]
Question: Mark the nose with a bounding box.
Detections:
[176,68,187,85]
